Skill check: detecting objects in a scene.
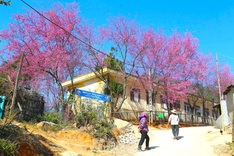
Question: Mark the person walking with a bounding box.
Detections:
[168,109,180,140]
[138,112,150,151]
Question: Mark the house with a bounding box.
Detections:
[223,84,234,140]
[223,84,234,114]
[62,67,217,124]
[223,84,234,126]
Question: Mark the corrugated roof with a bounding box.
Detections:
[223,84,234,95]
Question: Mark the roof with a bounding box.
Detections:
[213,104,220,108]
[61,67,123,88]
[223,84,234,95]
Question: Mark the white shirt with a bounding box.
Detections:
[168,114,179,125]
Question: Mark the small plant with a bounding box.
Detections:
[74,102,98,128]
[75,111,97,128]
[91,119,115,140]
[74,102,115,137]
[41,112,62,124]
[0,139,18,156]
[73,101,117,151]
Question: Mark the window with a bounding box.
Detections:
[195,106,201,116]
[184,102,191,114]
[146,90,149,104]
[130,88,140,102]
[212,110,217,119]
[205,108,209,117]
[146,90,156,105]
[160,95,167,109]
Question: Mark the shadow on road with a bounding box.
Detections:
[148,146,159,150]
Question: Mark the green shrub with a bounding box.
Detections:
[91,119,115,140]
[39,112,63,132]
[74,102,116,143]
[75,110,97,128]
[0,139,17,156]
[41,112,62,124]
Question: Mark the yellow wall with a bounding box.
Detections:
[62,68,215,117]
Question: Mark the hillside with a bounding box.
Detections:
[0,118,142,156]
[1,119,232,156]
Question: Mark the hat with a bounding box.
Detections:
[140,112,147,117]
[171,109,177,114]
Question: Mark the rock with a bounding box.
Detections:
[114,119,131,129]
[36,122,45,128]
[37,121,57,128]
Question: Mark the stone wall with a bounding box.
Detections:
[14,87,45,121]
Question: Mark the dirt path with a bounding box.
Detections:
[55,125,231,156]
[134,126,231,156]
[25,122,231,156]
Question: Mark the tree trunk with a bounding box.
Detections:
[202,100,205,124]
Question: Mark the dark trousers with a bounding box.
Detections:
[171,125,179,137]
[138,131,149,147]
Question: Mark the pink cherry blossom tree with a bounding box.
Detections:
[187,53,217,122]
[93,16,149,114]
[214,63,234,100]
[0,3,93,114]
[137,30,202,115]
[189,54,234,122]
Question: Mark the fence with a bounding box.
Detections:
[112,110,215,126]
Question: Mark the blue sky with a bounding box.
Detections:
[1,0,234,72]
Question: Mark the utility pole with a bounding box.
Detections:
[10,52,24,115]
[216,53,224,131]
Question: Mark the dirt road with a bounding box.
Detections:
[14,121,231,156]
[134,126,231,156]
[35,119,230,156]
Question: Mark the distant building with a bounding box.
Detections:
[223,84,234,135]
[223,84,234,114]
[62,67,217,124]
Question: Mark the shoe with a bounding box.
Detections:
[176,136,179,140]
[145,147,150,150]
[138,145,143,151]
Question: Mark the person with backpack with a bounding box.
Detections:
[138,111,150,151]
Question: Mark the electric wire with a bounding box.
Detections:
[20,0,108,57]
[20,0,146,70]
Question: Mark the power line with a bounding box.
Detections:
[20,0,107,56]
[218,53,234,60]
[20,0,145,70]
